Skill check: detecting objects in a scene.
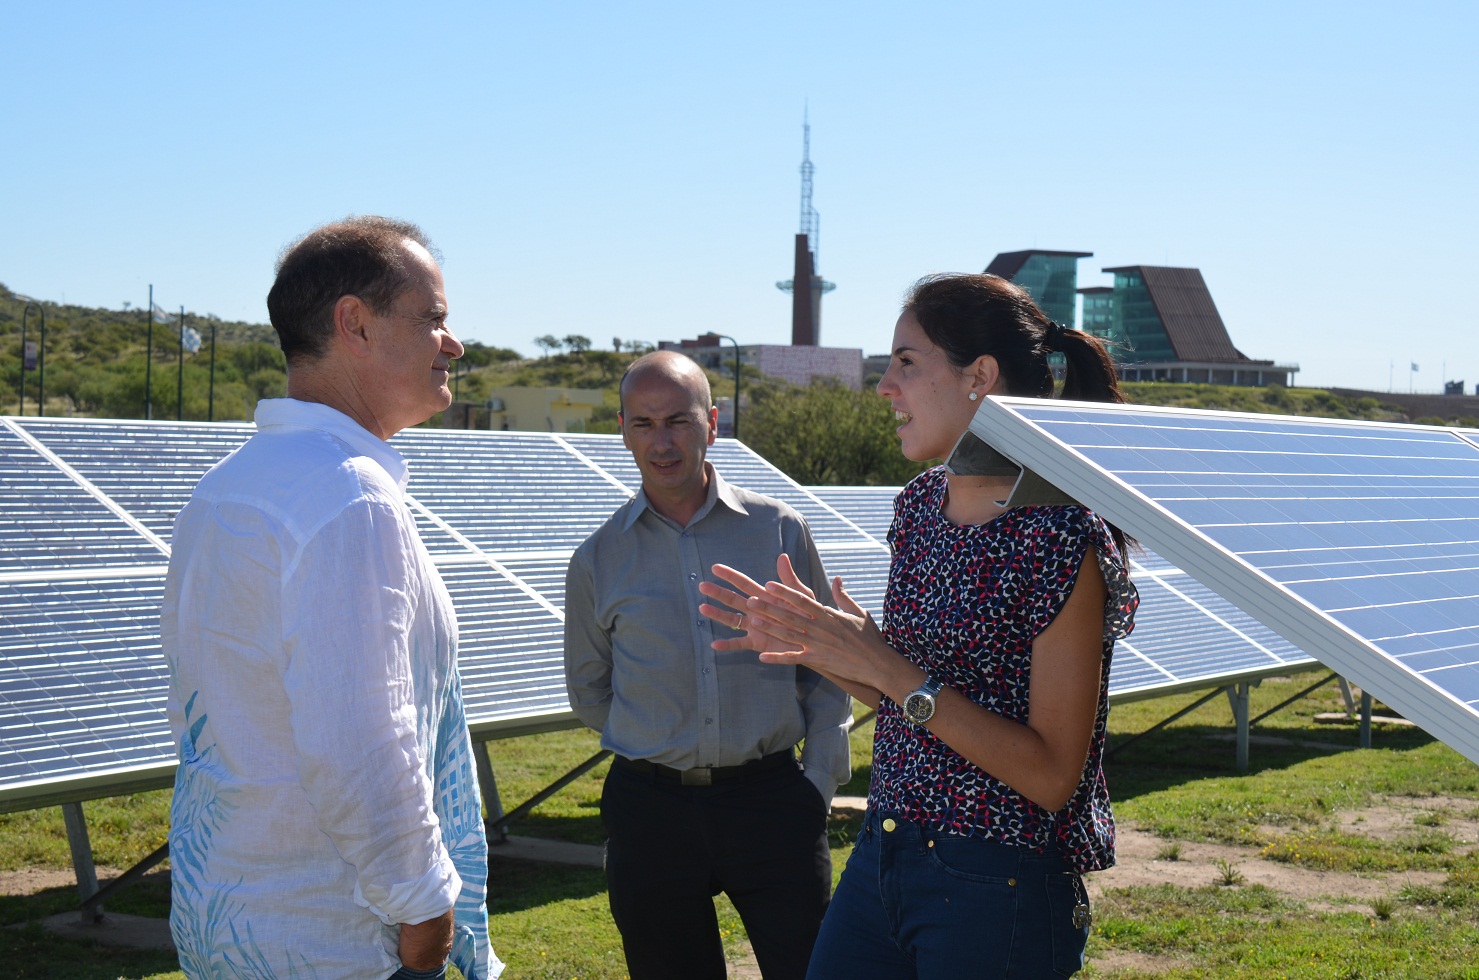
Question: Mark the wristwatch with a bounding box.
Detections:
[902,675,945,727]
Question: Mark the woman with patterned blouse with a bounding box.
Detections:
[699,273,1140,978]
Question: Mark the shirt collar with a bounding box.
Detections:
[621,461,750,532]
[253,397,410,491]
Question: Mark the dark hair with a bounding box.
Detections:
[903,273,1126,404]
[265,216,436,363]
[905,273,1133,554]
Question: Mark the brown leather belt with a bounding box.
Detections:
[613,750,796,787]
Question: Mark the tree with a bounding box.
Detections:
[459,341,523,367]
[563,334,593,356]
[533,334,562,358]
[743,379,929,486]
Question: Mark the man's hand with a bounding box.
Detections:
[398,909,454,971]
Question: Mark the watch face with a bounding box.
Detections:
[903,691,935,725]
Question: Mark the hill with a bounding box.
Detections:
[0,284,520,421]
[8,285,1474,485]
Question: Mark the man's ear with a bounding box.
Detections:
[706,406,718,446]
[333,295,374,358]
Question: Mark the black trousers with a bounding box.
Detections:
[601,754,832,980]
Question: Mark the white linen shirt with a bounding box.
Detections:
[162,398,500,980]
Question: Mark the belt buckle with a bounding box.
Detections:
[681,767,713,787]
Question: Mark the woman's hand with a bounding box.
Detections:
[700,555,910,703]
[697,556,811,654]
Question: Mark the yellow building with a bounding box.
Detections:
[484,387,605,432]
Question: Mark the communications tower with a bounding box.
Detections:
[776,109,835,345]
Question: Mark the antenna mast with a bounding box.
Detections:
[776,106,836,346]
[799,106,819,264]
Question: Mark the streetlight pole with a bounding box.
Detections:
[20,301,45,416]
[177,306,186,421]
[713,334,741,439]
[208,320,218,422]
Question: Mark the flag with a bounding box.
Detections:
[151,302,176,325]
[1411,362,1420,372]
[181,325,202,354]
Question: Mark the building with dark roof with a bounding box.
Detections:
[982,250,1091,328]
[1084,265,1298,387]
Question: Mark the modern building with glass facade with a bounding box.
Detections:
[983,250,1092,329]
[1081,265,1297,387]
[1078,286,1116,345]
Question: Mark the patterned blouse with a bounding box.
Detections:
[870,467,1138,873]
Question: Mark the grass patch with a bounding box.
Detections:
[2,683,1479,977]
[0,791,171,872]
[1086,883,1479,978]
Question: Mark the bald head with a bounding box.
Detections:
[619,351,712,417]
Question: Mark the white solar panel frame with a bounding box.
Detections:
[969,397,1479,764]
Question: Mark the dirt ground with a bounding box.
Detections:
[1084,795,1478,975]
[1087,795,1477,909]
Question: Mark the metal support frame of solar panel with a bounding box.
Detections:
[0,417,886,817]
[803,484,1317,705]
[964,397,1479,767]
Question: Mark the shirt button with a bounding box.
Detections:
[702,667,711,674]
[882,818,896,832]
[705,717,713,725]
[688,572,698,580]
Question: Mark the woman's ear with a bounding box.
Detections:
[969,354,1002,398]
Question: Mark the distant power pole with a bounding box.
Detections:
[776,107,835,346]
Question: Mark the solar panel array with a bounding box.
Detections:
[3,408,1373,813]
[970,398,1479,765]
[0,417,889,812]
[805,486,1314,701]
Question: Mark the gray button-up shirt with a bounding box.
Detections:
[563,463,851,800]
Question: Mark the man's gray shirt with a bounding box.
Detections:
[563,463,851,801]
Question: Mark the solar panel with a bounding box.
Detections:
[0,422,167,571]
[805,484,1315,703]
[0,572,174,806]
[969,397,1479,763]
[0,420,880,812]
[11,418,251,545]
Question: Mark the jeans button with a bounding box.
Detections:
[882,818,896,832]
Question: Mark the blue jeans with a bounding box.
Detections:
[806,810,1090,979]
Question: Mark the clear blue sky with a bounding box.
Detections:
[3,1,1474,393]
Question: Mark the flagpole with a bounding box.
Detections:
[145,285,154,420]
[177,305,185,421]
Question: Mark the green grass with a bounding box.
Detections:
[3,680,1479,978]
[1086,884,1479,979]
